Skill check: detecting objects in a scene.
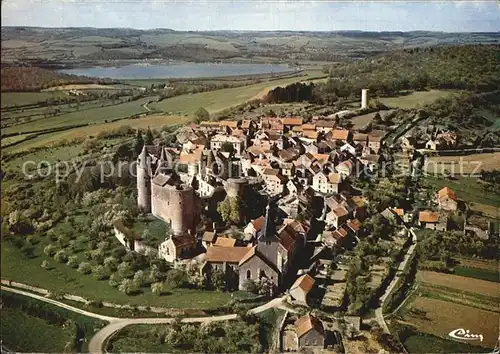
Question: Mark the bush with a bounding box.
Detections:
[43,244,58,257]
[66,255,79,268]
[41,260,50,269]
[104,256,118,271]
[26,234,40,245]
[118,278,139,295]
[54,249,68,263]
[151,282,164,296]
[77,262,92,274]
[92,265,108,280]
[109,273,122,288]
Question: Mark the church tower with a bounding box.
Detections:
[137,145,152,213]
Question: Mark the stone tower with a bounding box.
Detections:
[361,89,369,109]
[137,145,152,213]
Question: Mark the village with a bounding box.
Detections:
[105,89,495,352]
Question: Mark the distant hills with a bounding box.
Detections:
[2,26,499,66]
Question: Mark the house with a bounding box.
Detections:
[295,314,325,348]
[315,120,336,133]
[367,134,382,152]
[437,186,458,211]
[289,274,315,306]
[238,246,280,290]
[312,171,344,195]
[283,117,303,130]
[210,134,246,155]
[346,219,362,236]
[331,129,351,142]
[214,237,237,247]
[326,206,349,229]
[262,168,286,195]
[204,246,252,289]
[244,216,266,241]
[336,159,356,178]
[202,230,217,249]
[158,234,197,262]
[278,194,300,219]
[419,211,448,231]
[322,227,348,248]
[352,133,368,146]
[340,143,357,156]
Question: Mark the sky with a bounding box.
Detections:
[2,0,500,32]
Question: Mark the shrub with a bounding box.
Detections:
[118,278,139,295]
[41,260,50,269]
[54,249,69,263]
[151,282,164,296]
[67,255,79,268]
[109,273,122,288]
[77,262,92,274]
[133,270,147,287]
[104,256,118,271]
[92,265,108,280]
[44,244,58,257]
[26,234,40,245]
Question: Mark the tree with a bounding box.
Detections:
[92,265,108,280]
[133,270,147,287]
[109,272,122,288]
[104,256,118,271]
[134,130,144,156]
[151,282,164,296]
[194,107,210,124]
[210,269,226,291]
[166,268,188,288]
[144,127,154,145]
[44,244,58,257]
[41,260,50,269]
[217,197,241,225]
[118,278,139,295]
[67,255,79,268]
[77,262,92,274]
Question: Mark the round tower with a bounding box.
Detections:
[168,185,199,235]
[361,89,369,109]
[137,145,152,213]
[224,178,248,198]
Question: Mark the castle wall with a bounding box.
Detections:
[224,178,248,198]
[151,184,199,235]
[137,166,151,213]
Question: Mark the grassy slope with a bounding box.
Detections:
[1,242,232,309]
[402,331,490,353]
[149,73,324,115]
[378,90,455,109]
[3,96,154,135]
[0,290,105,353]
[1,92,66,107]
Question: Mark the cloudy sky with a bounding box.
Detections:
[2,1,500,32]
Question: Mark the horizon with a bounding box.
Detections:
[2,1,500,32]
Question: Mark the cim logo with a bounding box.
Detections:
[448,328,484,343]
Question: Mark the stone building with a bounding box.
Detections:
[295,314,325,348]
[437,186,458,211]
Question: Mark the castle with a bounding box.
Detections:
[136,143,249,236]
[137,145,200,236]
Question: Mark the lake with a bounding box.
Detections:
[58,62,294,79]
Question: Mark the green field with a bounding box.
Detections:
[425,175,500,208]
[1,92,67,107]
[379,90,455,109]
[149,73,324,115]
[401,331,491,353]
[3,96,154,135]
[0,290,105,353]
[1,241,232,309]
[453,266,499,283]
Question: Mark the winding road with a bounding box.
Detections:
[1,285,287,354]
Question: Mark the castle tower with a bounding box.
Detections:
[137,145,152,213]
[361,89,369,109]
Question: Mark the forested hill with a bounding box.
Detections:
[321,45,500,97]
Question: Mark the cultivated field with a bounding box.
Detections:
[1,92,66,107]
[403,296,498,348]
[149,73,325,115]
[455,258,499,272]
[424,153,500,174]
[417,271,498,298]
[42,83,128,91]
[379,90,455,109]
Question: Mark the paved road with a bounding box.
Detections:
[1,285,288,354]
[375,227,417,334]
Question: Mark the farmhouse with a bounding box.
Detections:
[437,186,458,211]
